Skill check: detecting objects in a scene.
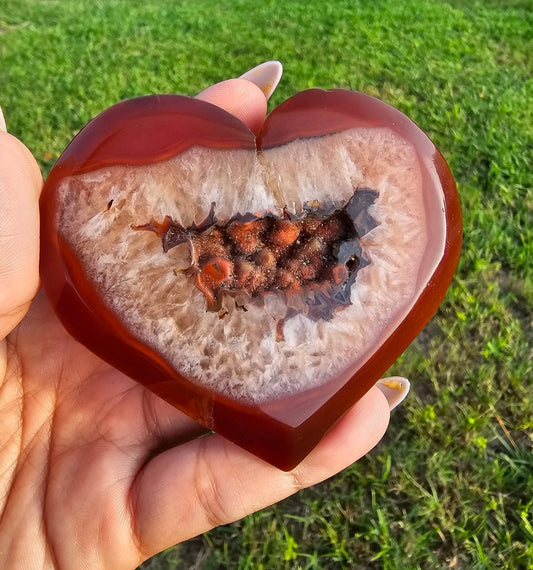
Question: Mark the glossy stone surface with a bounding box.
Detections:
[40,90,462,470]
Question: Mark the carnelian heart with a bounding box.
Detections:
[40,89,462,470]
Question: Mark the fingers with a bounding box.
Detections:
[195,62,283,134]
[0,129,42,338]
[376,377,411,411]
[195,78,268,134]
[131,385,389,560]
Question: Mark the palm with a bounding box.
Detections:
[2,290,205,567]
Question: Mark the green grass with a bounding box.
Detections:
[2,0,532,568]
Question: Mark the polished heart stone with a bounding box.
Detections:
[40,89,462,470]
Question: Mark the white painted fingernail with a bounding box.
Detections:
[376,377,411,411]
[0,106,6,132]
[239,61,283,101]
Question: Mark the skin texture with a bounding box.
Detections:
[0,78,390,569]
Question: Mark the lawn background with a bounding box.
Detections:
[1,0,531,568]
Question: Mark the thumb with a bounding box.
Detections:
[0,121,42,338]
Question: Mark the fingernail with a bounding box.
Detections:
[376,377,411,411]
[0,106,6,132]
[239,61,283,101]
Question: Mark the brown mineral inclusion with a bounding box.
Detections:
[134,189,378,322]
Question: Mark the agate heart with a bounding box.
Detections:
[40,89,462,470]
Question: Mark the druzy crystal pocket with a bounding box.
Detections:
[40,89,462,469]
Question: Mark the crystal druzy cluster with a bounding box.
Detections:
[134,189,378,324]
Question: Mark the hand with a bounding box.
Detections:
[0,64,395,569]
